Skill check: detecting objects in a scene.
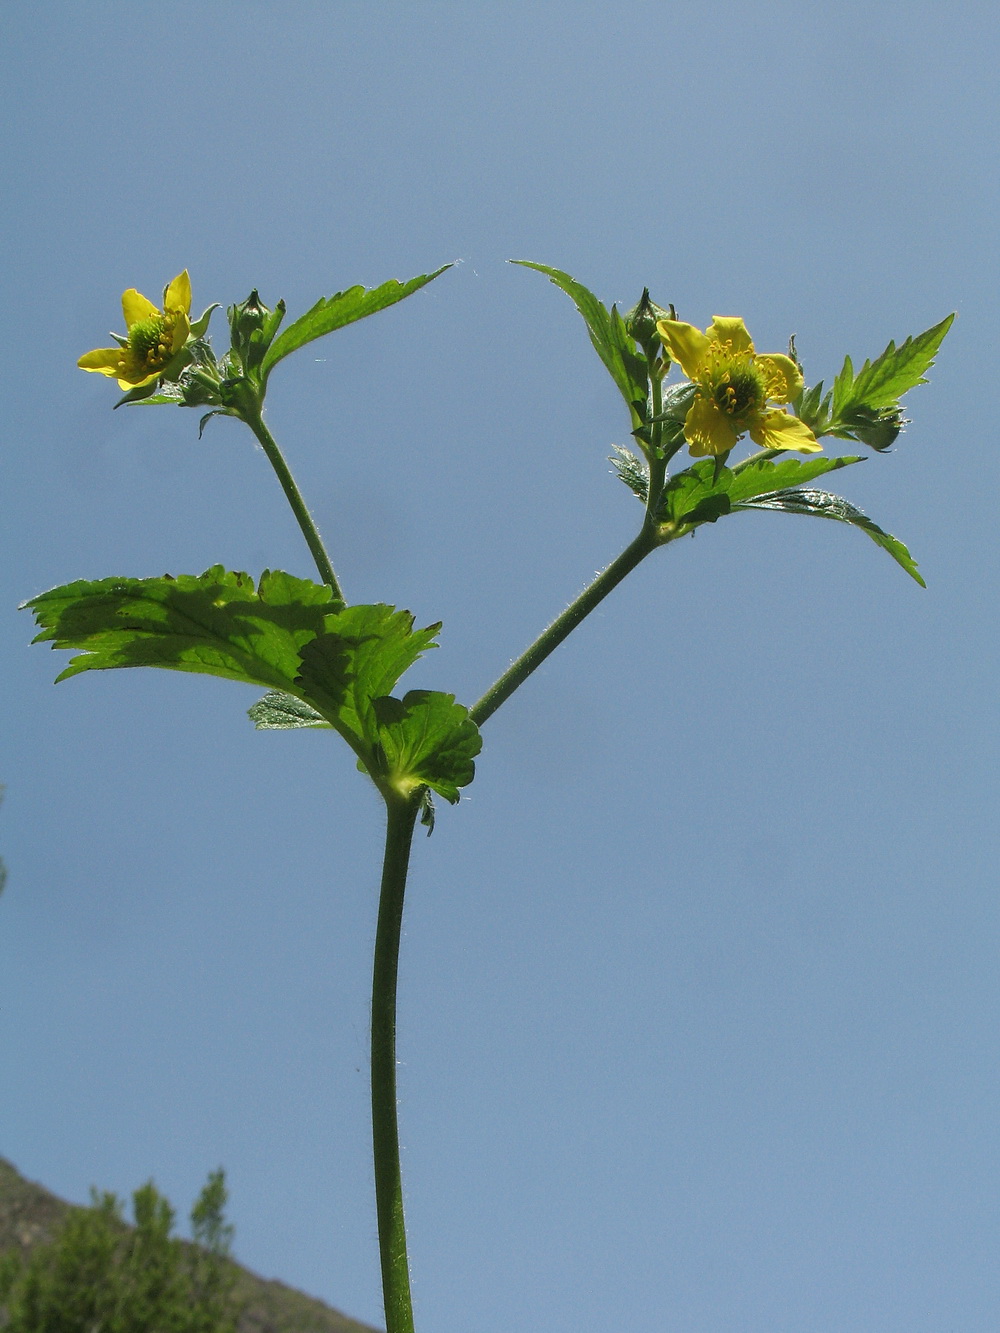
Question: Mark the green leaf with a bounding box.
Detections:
[260,267,452,378]
[733,488,925,585]
[295,604,441,755]
[248,690,331,729]
[726,453,865,503]
[512,261,648,420]
[26,572,480,798]
[662,453,865,528]
[24,566,339,689]
[114,381,178,408]
[661,458,731,526]
[372,690,481,803]
[609,444,649,502]
[825,313,954,448]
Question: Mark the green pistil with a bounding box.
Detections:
[128,316,166,364]
[713,365,763,418]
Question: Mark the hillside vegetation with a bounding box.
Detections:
[0,1158,380,1333]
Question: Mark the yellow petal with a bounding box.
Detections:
[164,270,192,314]
[169,312,191,354]
[750,409,822,454]
[684,395,740,457]
[122,288,159,328]
[657,319,710,379]
[78,347,125,376]
[118,370,161,389]
[756,352,803,404]
[706,317,754,356]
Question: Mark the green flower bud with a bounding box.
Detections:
[624,289,672,356]
[229,290,268,339]
[228,291,285,375]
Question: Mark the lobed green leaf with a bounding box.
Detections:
[372,690,481,803]
[24,567,338,689]
[26,571,481,800]
[295,604,441,757]
[260,267,451,378]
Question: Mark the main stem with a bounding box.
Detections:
[241,403,345,599]
[371,792,422,1333]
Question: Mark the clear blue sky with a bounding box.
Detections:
[2,3,998,1330]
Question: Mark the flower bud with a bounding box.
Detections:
[228,291,286,375]
[624,289,672,356]
[229,290,268,339]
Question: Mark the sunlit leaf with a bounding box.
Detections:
[609,444,649,502]
[372,690,481,803]
[295,604,441,755]
[261,267,451,378]
[512,261,648,419]
[733,488,924,585]
[247,690,331,729]
[816,314,954,449]
[24,567,339,688]
[661,454,864,527]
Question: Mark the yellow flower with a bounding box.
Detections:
[78,271,193,389]
[656,315,821,458]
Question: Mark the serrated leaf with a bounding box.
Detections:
[114,380,177,408]
[372,690,481,803]
[25,567,339,687]
[661,458,732,526]
[512,261,648,419]
[662,454,865,528]
[248,690,331,729]
[295,604,440,755]
[733,488,924,585]
[260,267,451,377]
[726,454,864,503]
[827,314,954,445]
[610,445,649,502]
[794,380,830,434]
[126,388,186,407]
[26,573,479,798]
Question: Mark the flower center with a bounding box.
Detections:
[711,363,764,419]
[128,315,168,368]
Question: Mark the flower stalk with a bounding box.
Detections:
[237,399,344,600]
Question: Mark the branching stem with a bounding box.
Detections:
[469,527,659,727]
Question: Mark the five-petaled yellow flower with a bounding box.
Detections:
[78,271,193,389]
[656,315,821,458]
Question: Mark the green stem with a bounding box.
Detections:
[470,525,659,727]
[371,792,422,1333]
[730,446,780,474]
[240,403,344,600]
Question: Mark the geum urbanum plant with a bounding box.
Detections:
[27,261,952,1333]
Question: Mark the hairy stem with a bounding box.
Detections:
[240,404,344,599]
[469,525,659,727]
[371,792,422,1333]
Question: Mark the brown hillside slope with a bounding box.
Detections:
[0,1157,381,1333]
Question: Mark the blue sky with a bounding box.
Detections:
[2,3,999,1330]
